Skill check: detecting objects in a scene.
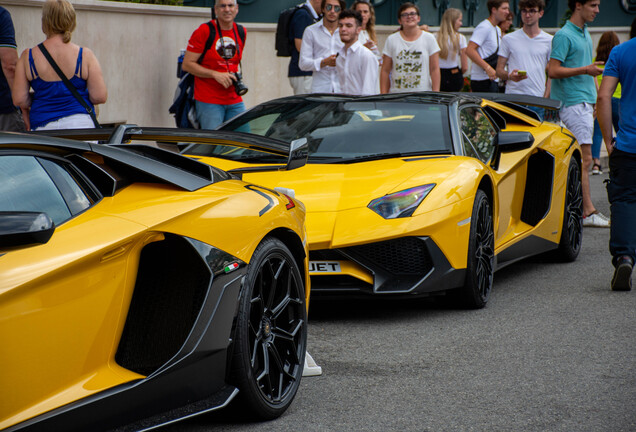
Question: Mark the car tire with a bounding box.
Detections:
[230,237,307,420]
[457,189,494,309]
[551,157,583,262]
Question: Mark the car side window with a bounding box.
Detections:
[459,107,497,163]
[461,131,479,159]
[0,155,91,226]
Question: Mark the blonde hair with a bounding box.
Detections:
[352,1,377,43]
[42,0,76,43]
[436,8,462,61]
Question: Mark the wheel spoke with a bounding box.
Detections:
[262,259,278,311]
[250,334,261,367]
[257,343,273,396]
[272,320,304,365]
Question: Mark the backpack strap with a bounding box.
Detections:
[198,21,216,64]
[235,23,246,45]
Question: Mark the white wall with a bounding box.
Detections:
[2,0,629,127]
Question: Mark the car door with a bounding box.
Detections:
[0,153,147,426]
[458,104,532,250]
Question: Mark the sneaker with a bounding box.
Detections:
[611,256,633,291]
[583,211,610,228]
[592,164,602,175]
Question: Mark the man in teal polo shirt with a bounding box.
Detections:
[548,0,609,228]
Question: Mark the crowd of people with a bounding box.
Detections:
[0,0,633,289]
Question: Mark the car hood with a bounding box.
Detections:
[194,155,482,213]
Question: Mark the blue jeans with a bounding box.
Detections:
[526,105,545,121]
[196,100,245,130]
[592,97,620,159]
[606,149,636,264]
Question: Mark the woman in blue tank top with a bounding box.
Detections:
[12,0,107,130]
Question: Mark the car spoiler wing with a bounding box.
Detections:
[33,125,309,175]
[468,93,562,122]
[469,93,562,110]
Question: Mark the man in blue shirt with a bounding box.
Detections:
[597,36,636,291]
[288,0,321,94]
[548,0,608,227]
[0,6,25,131]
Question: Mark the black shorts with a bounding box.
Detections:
[440,68,464,92]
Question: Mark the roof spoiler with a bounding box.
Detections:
[469,93,562,110]
[33,125,309,175]
[468,93,561,122]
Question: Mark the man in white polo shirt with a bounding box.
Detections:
[299,0,345,93]
[335,9,378,95]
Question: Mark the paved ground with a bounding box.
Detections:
[162,172,636,432]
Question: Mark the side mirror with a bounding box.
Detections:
[491,131,535,170]
[286,138,308,171]
[498,131,534,153]
[0,212,55,249]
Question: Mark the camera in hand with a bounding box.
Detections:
[233,72,248,96]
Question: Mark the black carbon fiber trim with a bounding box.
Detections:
[309,237,464,296]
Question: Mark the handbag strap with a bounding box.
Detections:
[37,43,100,128]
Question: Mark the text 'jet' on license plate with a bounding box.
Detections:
[309,261,341,273]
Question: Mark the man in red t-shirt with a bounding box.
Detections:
[182,0,246,129]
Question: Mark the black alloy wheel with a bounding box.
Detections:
[231,237,307,420]
[458,189,494,309]
[552,157,583,262]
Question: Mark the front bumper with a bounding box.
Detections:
[309,236,465,297]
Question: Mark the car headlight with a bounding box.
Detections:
[368,184,435,219]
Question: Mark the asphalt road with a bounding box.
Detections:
[162,173,636,432]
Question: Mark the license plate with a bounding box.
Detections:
[309,261,341,273]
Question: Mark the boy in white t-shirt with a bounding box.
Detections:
[380,2,440,93]
[496,0,552,119]
[466,0,510,93]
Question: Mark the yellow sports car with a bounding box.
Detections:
[0,131,309,431]
[191,92,583,309]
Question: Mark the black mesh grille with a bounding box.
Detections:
[343,237,432,275]
[116,234,210,376]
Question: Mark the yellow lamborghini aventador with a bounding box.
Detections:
[187,92,583,309]
[0,131,309,431]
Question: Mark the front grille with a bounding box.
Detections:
[343,237,432,275]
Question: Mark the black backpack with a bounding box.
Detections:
[275,3,315,57]
[169,21,246,129]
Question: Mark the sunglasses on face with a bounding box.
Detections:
[400,12,419,18]
[325,4,342,12]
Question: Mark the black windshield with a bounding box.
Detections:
[184,100,452,164]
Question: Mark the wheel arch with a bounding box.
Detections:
[267,227,308,294]
[571,148,582,170]
[477,174,494,211]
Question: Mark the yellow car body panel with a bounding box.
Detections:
[0,171,308,430]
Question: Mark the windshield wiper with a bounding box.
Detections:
[335,151,448,164]
[335,152,404,163]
